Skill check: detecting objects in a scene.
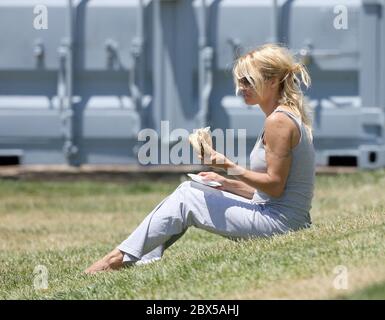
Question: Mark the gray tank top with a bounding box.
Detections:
[249,107,316,226]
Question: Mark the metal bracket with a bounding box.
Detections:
[57,39,78,160]
[105,38,120,69]
[33,39,45,60]
[227,37,242,60]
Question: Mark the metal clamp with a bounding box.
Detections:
[57,39,78,160]
[105,38,120,69]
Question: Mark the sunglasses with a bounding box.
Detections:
[238,77,253,87]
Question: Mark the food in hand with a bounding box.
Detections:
[189,127,213,158]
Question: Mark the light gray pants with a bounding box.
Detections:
[117,181,291,265]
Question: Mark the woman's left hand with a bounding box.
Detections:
[198,171,227,190]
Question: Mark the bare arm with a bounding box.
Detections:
[197,171,255,199]
[221,178,256,199]
[228,113,293,197]
[201,112,294,198]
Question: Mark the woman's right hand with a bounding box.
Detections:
[198,171,227,190]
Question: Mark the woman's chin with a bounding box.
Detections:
[243,97,258,106]
[243,99,253,106]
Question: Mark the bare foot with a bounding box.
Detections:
[84,248,124,274]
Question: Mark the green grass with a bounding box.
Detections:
[0,170,384,299]
[341,281,385,299]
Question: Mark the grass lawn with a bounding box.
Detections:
[0,169,384,300]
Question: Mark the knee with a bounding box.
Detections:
[172,181,192,203]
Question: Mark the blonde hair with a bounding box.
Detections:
[233,43,313,142]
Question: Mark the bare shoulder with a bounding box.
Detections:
[265,111,299,151]
[265,111,296,134]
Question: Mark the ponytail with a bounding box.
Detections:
[279,62,313,142]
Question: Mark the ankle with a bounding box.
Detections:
[104,249,123,260]
[105,249,124,267]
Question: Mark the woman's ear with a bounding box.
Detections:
[270,77,280,89]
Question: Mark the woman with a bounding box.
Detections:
[85,43,315,274]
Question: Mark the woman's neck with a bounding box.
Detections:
[259,99,281,117]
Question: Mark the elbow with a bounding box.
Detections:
[268,181,285,198]
[270,190,283,198]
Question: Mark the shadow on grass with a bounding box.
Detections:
[340,281,385,300]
